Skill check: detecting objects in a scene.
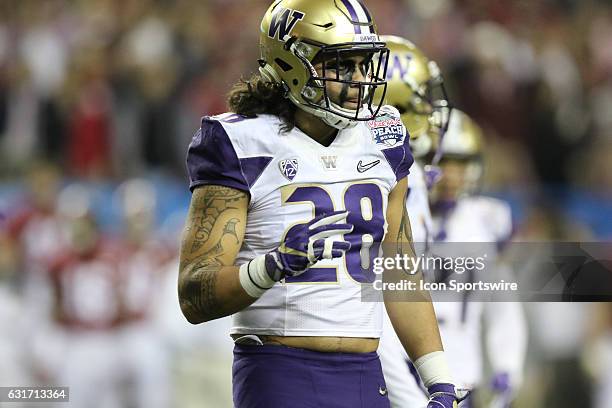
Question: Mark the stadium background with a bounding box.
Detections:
[0,0,610,407]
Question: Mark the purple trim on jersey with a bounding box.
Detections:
[186,118,249,193]
[382,136,413,182]
[233,344,390,408]
[340,0,361,34]
[239,156,273,189]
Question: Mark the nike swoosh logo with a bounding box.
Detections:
[357,159,380,173]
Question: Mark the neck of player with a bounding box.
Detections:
[295,109,338,147]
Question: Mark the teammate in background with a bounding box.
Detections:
[375,35,455,407]
[413,110,528,407]
[375,35,450,258]
[178,1,457,407]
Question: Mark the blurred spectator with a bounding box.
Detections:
[4,161,66,280]
[64,45,113,178]
[28,182,172,407]
[0,0,607,203]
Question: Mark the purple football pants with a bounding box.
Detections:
[232,344,391,408]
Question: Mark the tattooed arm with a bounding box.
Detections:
[178,185,253,324]
[383,178,444,360]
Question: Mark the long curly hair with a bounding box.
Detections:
[227,74,297,133]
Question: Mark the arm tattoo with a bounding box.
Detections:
[398,201,417,258]
[179,258,222,323]
[223,218,240,243]
[179,186,247,322]
[180,227,236,322]
[187,186,244,254]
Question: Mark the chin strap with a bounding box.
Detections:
[288,93,358,130]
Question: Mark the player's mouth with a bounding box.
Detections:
[343,98,361,109]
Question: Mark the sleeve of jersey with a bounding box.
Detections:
[379,105,414,182]
[186,118,249,193]
[396,134,414,181]
[382,127,414,182]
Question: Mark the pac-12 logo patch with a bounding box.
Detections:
[279,158,299,181]
[367,114,404,147]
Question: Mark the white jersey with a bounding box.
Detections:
[186,107,412,337]
[406,162,433,245]
[379,160,434,406]
[431,196,512,244]
[380,195,527,407]
[432,196,526,389]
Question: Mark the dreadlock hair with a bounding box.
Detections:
[228,73,297,133]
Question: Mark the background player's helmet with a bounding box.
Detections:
[259,0,389,129]
[378,35,450,158]
[440,110,483,162]
[431,109,484,203]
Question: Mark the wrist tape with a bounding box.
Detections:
[238,254,276,298]
[414,351,453,388]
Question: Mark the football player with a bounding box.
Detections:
[178,1,458,407]
[403,110,527,407]
[375,35,455,407]
[375,35,450,256]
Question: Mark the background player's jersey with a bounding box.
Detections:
[431,196,512,244]
[186,107,412,338]
[380,195,526,407]
[379,160,435,407]
[431,196,526,389]
[406,162,433,245]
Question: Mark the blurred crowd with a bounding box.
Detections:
[0,0,611,190]
[0,0,610,235]
[0,164,235,407]
[0,0,610,407]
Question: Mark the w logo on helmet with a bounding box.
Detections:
[268,8,305,41]
[386,53,413,80]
